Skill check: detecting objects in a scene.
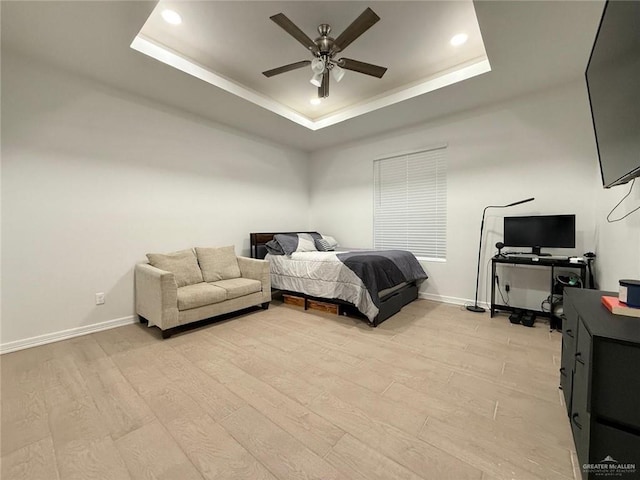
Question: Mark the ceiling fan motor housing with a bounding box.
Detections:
[315,25,335,56]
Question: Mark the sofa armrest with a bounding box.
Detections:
[237,256,271,301]
[135,263,179,330]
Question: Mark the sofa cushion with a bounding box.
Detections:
[196,246,241,282]
[146,249,203,288]
[210,278,262,300]
[177,283,227,311]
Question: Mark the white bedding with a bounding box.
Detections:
[266,251,379,320]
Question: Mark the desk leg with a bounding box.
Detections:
[491,260,496,318]
[550,265,556,331]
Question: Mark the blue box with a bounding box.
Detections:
[619,279,640,308]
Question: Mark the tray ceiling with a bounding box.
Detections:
[133,1,489,129]
[2,1,606,151]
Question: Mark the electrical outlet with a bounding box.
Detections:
[505,284,511,293]
[95,292,105,305]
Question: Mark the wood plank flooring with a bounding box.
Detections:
[1,299,577,480]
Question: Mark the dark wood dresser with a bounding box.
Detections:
[561,289,640,479]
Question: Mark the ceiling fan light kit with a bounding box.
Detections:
[332,65,345,82]
[311,57,325,74]
[310,72,323,87]
[263,7,388,99]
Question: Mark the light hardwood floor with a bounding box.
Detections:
[1,299,579,480]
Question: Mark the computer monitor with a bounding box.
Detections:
[503,215,576,256]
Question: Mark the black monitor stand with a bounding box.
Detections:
[532,246,550,256]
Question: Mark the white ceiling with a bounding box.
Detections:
[1,1,605,152]
[135,1,489,127]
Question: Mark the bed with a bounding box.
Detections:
[250,232,428,326]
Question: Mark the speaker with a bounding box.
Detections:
[496,242,505,257]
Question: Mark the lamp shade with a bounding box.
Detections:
[310,72,323,87]
[311,57,325,74]
[332,65,345,82]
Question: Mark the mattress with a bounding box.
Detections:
[267,250,426,321]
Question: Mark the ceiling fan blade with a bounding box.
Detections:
[270,13,319,54]
[262,60,311,78]
[339,58,387,78]
[332,8,380,53]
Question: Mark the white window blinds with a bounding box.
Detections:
[373,146,447,260]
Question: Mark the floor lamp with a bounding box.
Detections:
[466,197,535,313]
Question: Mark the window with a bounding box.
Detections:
[373,146,447,260]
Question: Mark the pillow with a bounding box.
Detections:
[196,246,241,282]
[315,238,334,251]
[274,233,318,255]
[146,249,203,287]
[315,235,339,251]
[265,239,285,255]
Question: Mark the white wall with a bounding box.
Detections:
[309,82,607,309]
[594,183,640,292]
[1,53,310,349]
[3,52,638,351]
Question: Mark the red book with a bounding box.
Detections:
[601,296,640,318]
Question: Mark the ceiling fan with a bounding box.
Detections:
[262,7,388,99]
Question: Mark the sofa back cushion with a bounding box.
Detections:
[196,246,241,282]
[146,249,204,287]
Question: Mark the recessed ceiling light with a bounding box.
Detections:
[310,98,322,106]
[161,9,182,25]
[450,33,468,46]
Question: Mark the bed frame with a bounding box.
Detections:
[249,232,420,327]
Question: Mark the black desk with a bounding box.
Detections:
[490,256,588,318]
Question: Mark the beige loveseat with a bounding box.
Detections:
[135,246,270,338]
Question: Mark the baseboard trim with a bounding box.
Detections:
[1,294,488,354]
[0,315,137,354]
[418,292,489,310]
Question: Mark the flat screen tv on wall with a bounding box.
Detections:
[585,0,640,188]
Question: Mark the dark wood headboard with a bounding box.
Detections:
[250,232,318,259]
